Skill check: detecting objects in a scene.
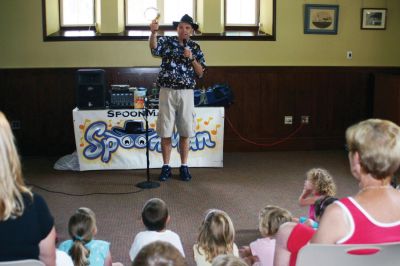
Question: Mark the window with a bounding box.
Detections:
[43,0,275,41]
[60,0,95,27]
[126,0,194,26]
[225,0,259,26]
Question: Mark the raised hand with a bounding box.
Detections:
[150,19,159,33]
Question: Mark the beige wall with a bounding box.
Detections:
[0,0,399,68]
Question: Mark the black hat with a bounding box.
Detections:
[173,14,199,30]
[112,120,154,135]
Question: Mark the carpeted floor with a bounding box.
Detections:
[23,150,358,266]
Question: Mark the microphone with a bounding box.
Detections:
[183,39,192,63]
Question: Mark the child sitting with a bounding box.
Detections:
[193,209,238,266]
[240,205,292,266]
[274,196,338,266]
[129,198,185,261]
[298,168,336,220]
[212,254,247,266]
[133,240,187,266]
[58,207,114,266]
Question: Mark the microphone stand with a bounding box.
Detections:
[136,96,160,189]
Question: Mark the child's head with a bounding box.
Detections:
[306,168,336,196]
[314,196,338,221]
[68,207,97,266]
[212,254,247,266]
[133,240,187,266]
[258,205,292,237]
[142,198,169,231]
[197,209,235,263]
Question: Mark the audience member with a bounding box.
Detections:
[240,206,292,266]
[129,198,184,261]
[273,196,338,266]
[298,168,336,220]
[212,254,247,266]
[58,207,115,266]
[294,196,338,230]
[56,250,74,266]
[311,119,400,244]
[0,111,56,265]
[132,241,187,266]
[194,209,238,266]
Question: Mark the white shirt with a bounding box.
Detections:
[129,230,185,261]
[56,250,74,266]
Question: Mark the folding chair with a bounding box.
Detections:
[296,242,400,266]
[0,260,44,266]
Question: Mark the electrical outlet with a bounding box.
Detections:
[301,116,310,124]
[284,116,293,125]
[11,120,21,130]
[346,51,353,60]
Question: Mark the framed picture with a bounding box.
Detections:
[304,4,339,34]
[361,8,387,30]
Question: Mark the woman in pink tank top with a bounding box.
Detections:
[311,119,400,245]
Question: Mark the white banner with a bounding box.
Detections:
[73,107,224,171]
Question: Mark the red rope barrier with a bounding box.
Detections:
[225,114,305,147]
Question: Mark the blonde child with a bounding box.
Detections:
[212,254,247,266]
[298,168,336,220]
[240,206,292,266]
[193,209,238,266]
[58,207,114,266]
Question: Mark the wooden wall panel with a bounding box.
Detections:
[373,73,400,125]
[0,67,399,155]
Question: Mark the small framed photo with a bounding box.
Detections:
[361,8,387,30]
[304,4,339,35]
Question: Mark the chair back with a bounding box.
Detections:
[0,260,44,266]
[296,242,400,266]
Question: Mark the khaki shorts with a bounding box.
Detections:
[156,88,195,138]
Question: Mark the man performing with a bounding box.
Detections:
[149,14,206,181]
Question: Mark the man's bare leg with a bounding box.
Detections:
[161,137,172,164]
[179,136,192,181]
[159,137,172,181]
[179,137,189,164]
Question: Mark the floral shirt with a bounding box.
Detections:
[151,36,206,90]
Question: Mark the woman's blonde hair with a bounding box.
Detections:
[68,207,97,266]
[258,205,292,237]
[0,112,32,221]
[306,168,336,196]
[346,119,400,179]
[197,209,235,263]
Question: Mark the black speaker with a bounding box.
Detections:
[76,69,106,109]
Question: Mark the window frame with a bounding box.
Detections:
[125,0,196,27]
[42,0,276,41]
[224,0,260,27]
[59,0,96,28]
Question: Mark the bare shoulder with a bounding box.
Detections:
[311,203,348,244]
[277,222,297,236]
[275,222,297,247]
